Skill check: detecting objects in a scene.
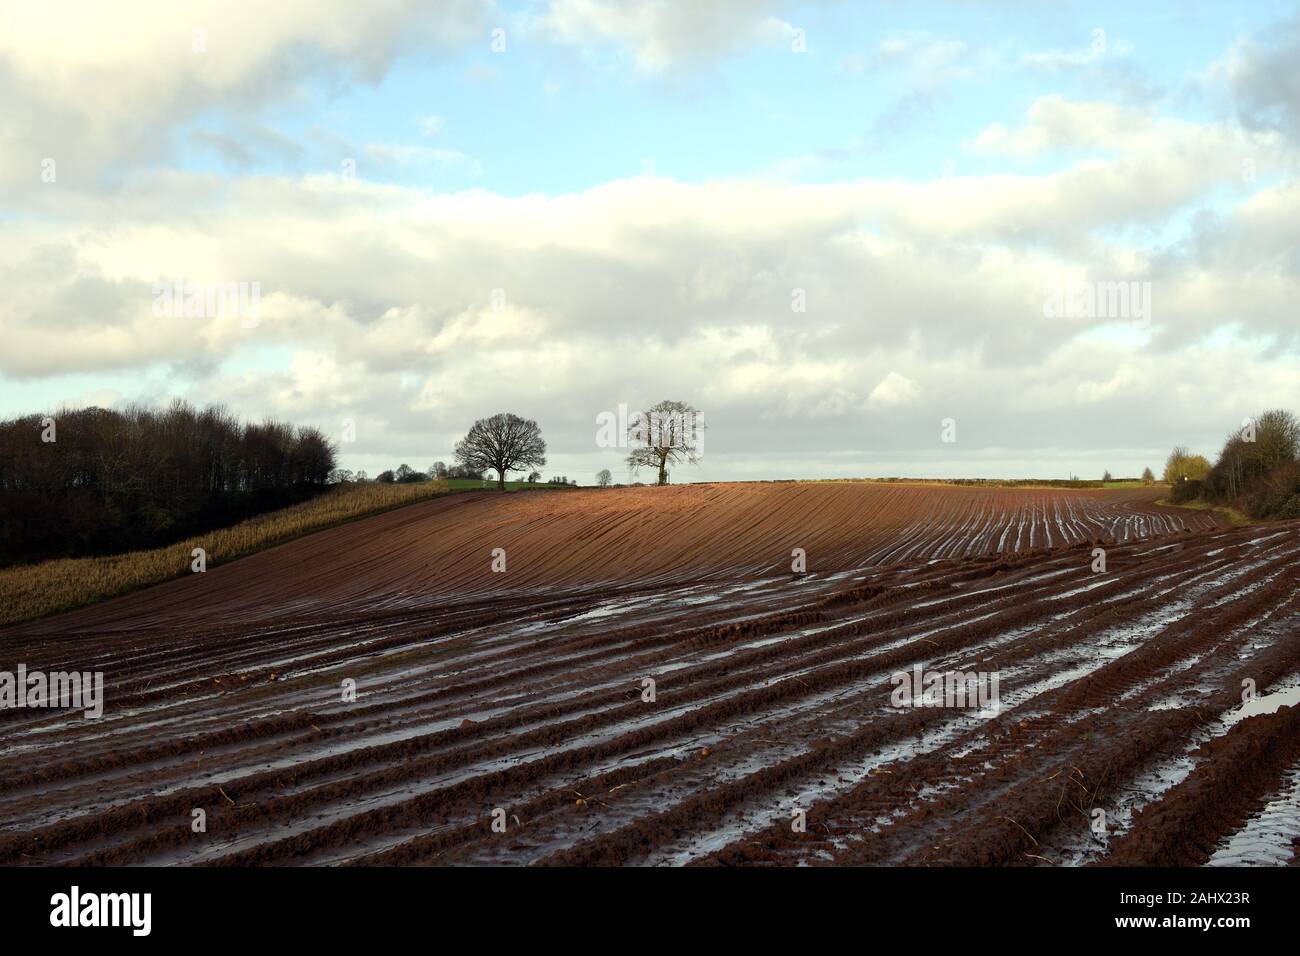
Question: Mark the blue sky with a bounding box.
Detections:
[176,1,1257,191]
[3,1,1299,481]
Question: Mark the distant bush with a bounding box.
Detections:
[869,477,1106,489]
[1168,478,1202,504]
[446,464,485,480]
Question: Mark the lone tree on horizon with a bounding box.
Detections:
[626,399,704,487]
[454,413,547,490]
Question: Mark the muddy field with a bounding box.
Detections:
[3,481,1299,867]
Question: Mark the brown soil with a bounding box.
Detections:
[3,481,1294,868]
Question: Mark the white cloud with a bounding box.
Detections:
[4,0,1299,487]
[967,95,1285,168]
[532,0,801,71]
[1209,16,1300,140]
[4,95,1298,477]
[868,372,923,409]
[0,0,494,194]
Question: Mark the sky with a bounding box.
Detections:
[2,0,1299,483]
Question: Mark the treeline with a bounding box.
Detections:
[332,463,488,483]
[0,403,336,565]
[338,463,578,486]
[1166,409,1300,518]
[871,477,1138,489]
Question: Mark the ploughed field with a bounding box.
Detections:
[3,481,1300,866]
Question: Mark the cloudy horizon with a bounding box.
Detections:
[4,1,1299,483]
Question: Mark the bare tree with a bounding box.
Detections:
[626,399,704,486]
[1164,446,1210,483]
[1141,466,1154,485]
[1253,409,1300,472]
[454,413,547,490]
[596,468,612,488]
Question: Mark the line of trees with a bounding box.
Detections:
[0,402,336,565]
[331,461,497,484]
[1202,409,1300,517]
[372,463,482,483]
[357,401,704,496]
[1164,409,1300,516]
[0,397,705,565]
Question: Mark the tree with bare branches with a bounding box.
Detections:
[1163,445,1210,483]
[454,413,547,490]
[1252,408,1300,473]
[626,399,704,486]
[0,401,336,563]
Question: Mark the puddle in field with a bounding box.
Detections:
[1221,683,1300,729]
[1055,674,1300,866]
[640,619,1178,867]
[1048,577,1116,600]
[1208,757,1300,866]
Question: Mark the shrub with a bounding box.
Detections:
[1243,461,1300,519]
[1163,446,1211,483]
